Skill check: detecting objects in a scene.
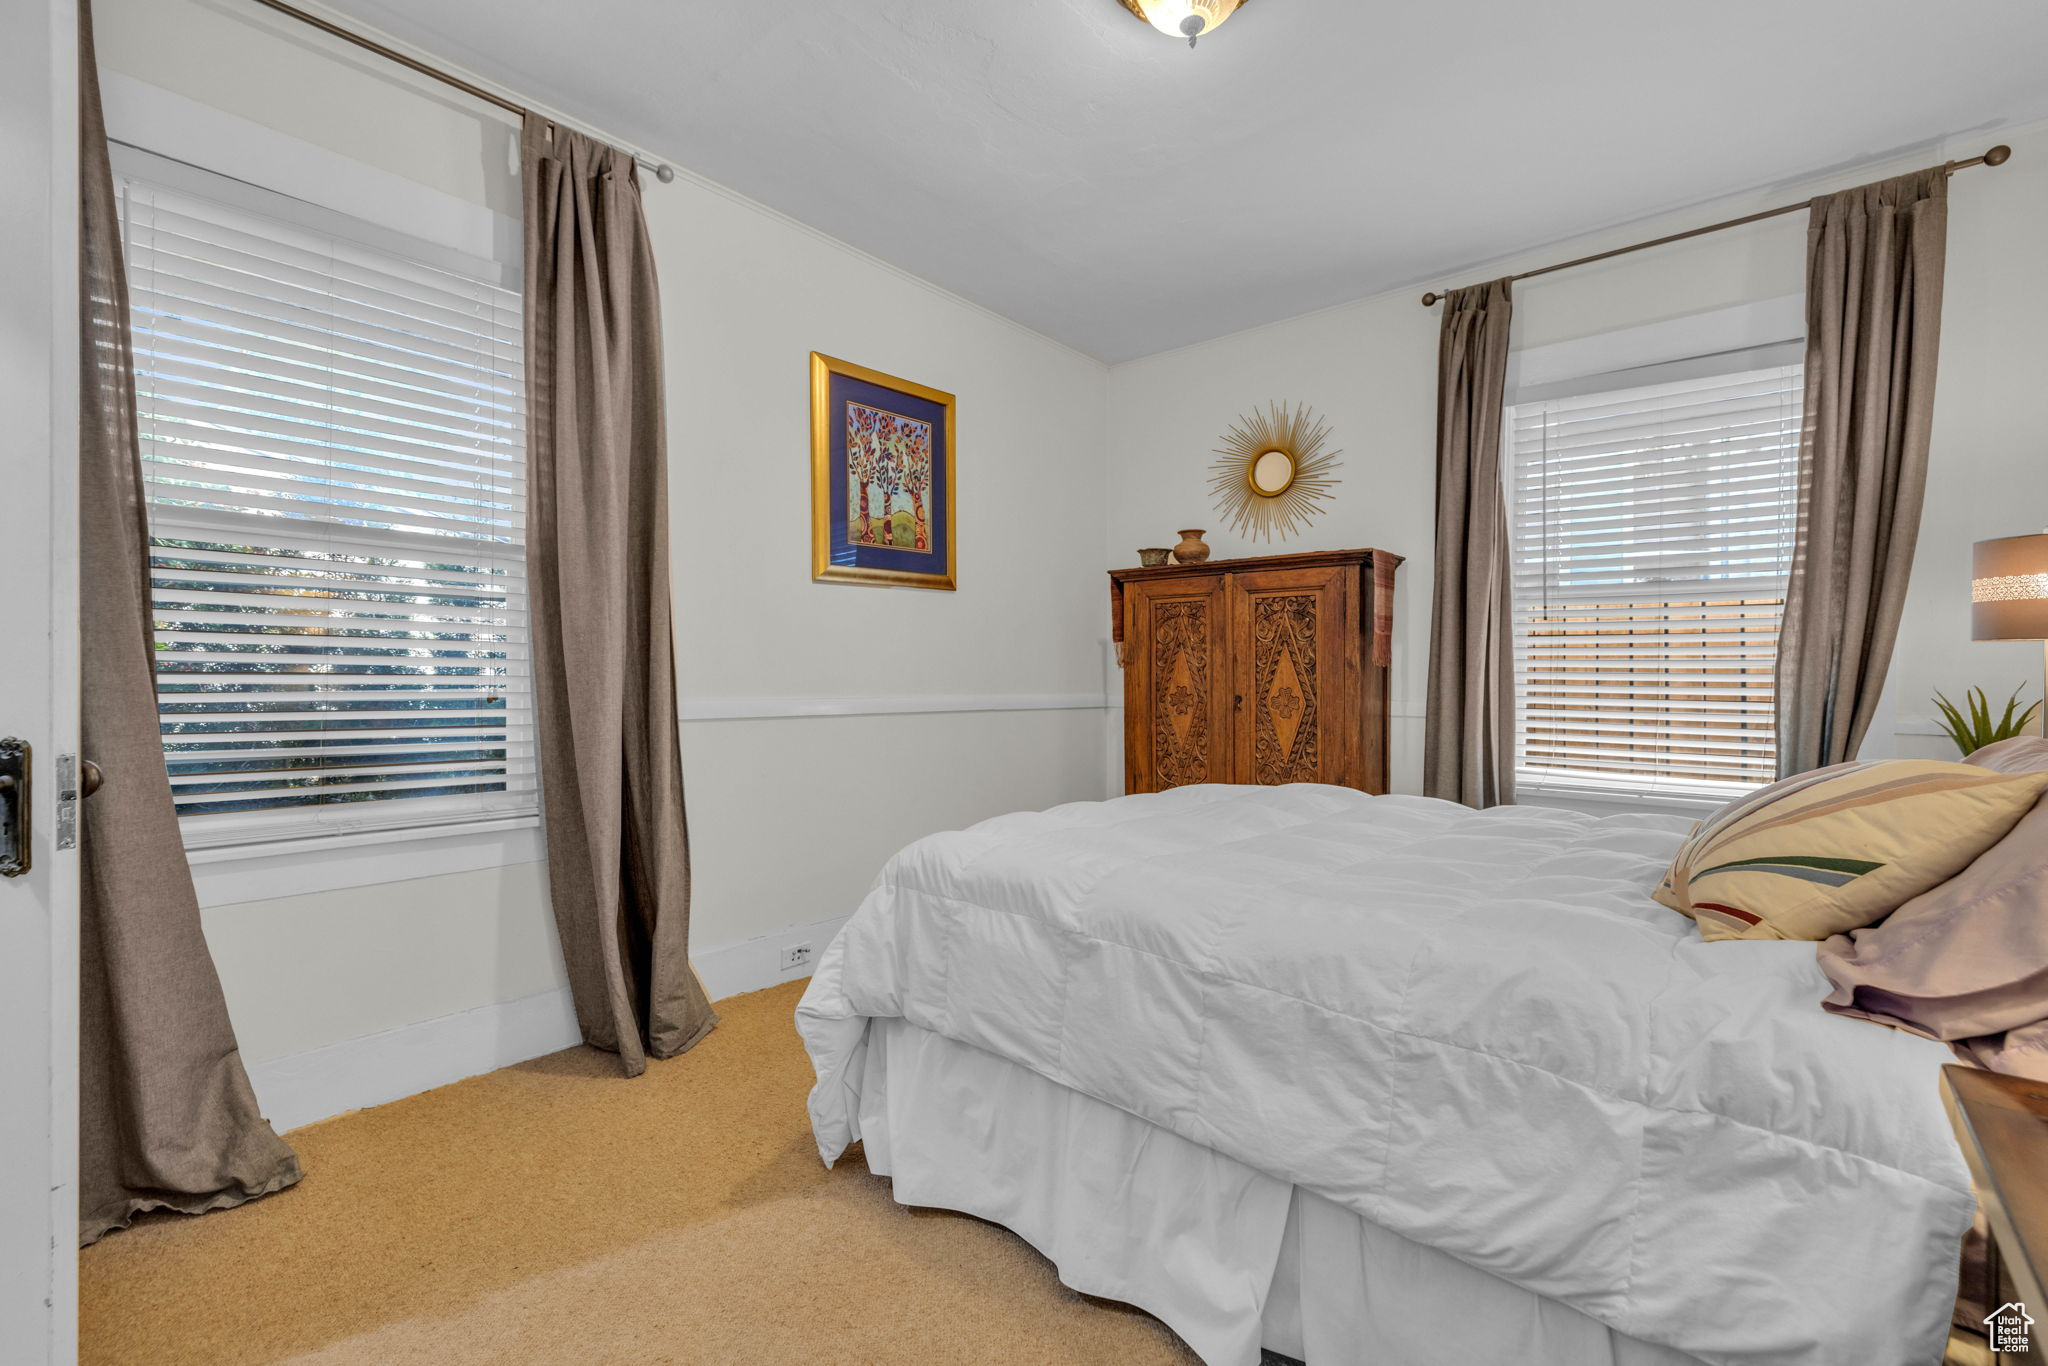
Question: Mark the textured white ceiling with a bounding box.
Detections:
[320,0,2048,362]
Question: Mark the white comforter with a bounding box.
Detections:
[796,784,1973,1366]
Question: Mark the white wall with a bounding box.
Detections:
[644,149,1113,948]
[1106,294,1441,793]
[95,0,1113,1119]
[1105,120,2048,793]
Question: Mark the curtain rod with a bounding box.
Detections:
[1420,145,2012,306]
[244,0,677,182]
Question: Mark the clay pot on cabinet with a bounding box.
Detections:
[1172,529,1211,564]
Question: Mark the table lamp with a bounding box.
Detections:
[1973,531,2048,729]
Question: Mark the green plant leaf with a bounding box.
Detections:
[1931,684,2044,756]
[1932,690,1972,756]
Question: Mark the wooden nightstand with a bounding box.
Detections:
[1944,1065,2047,1363]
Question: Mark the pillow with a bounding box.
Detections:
[1960,735,2048,775]
[1816,739,2048,1077]
[1653,758,2048,941]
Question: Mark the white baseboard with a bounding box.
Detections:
[691,912,851,1002]
[248,986,579,1133]
[248,912,852,1133]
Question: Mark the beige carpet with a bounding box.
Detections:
[80,980,1202,1365]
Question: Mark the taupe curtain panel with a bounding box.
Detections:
[523,116,717,1076]
[1775,169,1949,776]
[1425,279,1516,808]
[77,0,301,1245]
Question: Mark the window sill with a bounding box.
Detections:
[183,811,539,862]
[187,814,545,909]
[1515,776,1743,820]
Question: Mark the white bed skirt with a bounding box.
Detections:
[850,1017,1707,1366]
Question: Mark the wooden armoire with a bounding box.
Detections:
[1109,548,1401,794]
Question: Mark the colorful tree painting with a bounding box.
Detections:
[846,405,879,544]
[873,418,904,546]
[902,423,932,550]
[844,403,934,552]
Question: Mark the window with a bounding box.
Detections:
[1505,363,1804,804]
[119,169,535,851]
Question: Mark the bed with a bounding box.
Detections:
[796,783,1976,1366]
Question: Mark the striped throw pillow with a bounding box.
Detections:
[1654,759,2048,941]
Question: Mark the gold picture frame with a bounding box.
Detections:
[811,352,957,590]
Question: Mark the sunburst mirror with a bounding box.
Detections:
[1207,402,1342,542]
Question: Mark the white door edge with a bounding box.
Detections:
[0,2,83,1361]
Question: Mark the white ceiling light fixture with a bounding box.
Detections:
[1117,0,1248,48]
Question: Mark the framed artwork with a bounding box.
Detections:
[811,352,956,590]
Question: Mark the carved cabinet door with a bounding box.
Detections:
[1123,574,1232,792]
[1228,566,1349,787]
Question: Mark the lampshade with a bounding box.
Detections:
[1972,532,2048,641]
[1119,0,1246,46]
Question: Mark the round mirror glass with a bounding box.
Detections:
[1249,449,1295,496]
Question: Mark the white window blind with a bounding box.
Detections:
[1505,363,1804,803]
[119,173,535,849]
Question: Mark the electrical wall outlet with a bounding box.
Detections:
[779,942,813,973]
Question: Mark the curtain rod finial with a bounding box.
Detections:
[1985,144,2013,167]
[1421,291,1443,307]
[654,164,676,183]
